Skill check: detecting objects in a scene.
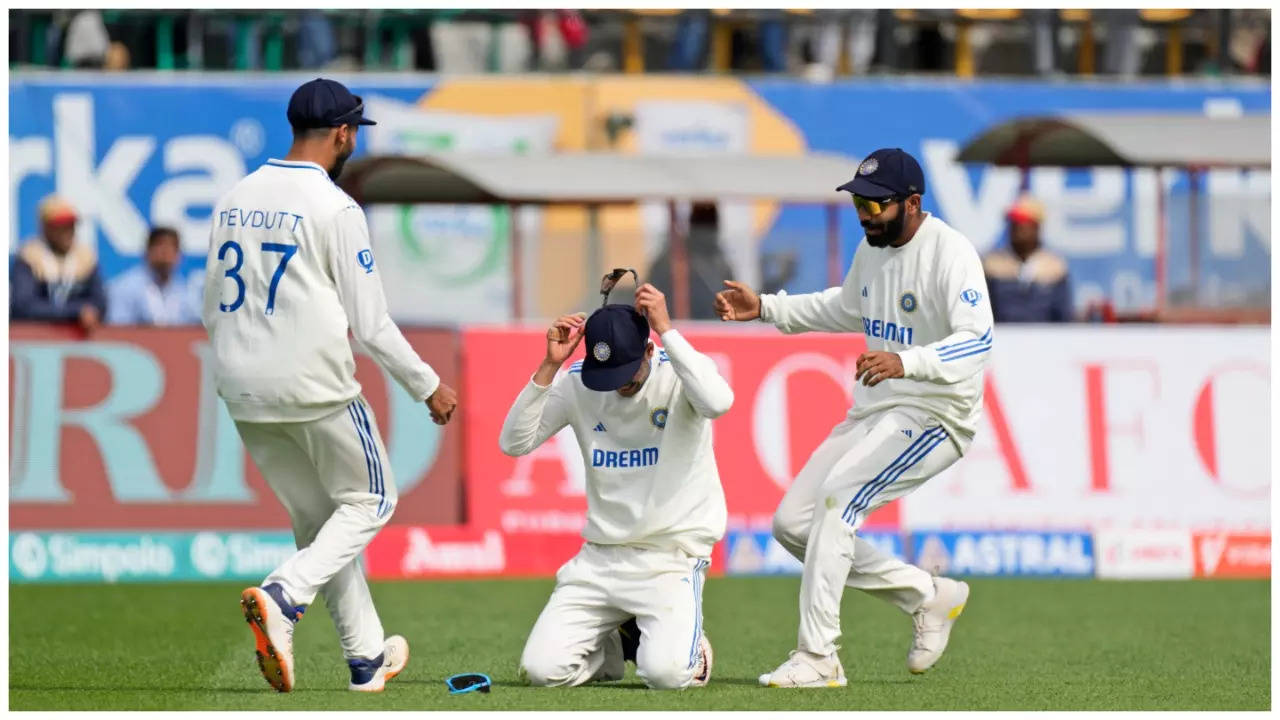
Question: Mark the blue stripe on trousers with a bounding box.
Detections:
[688,559,707,669]
[841,427,945,524]
[353,400,387,517]
[845,429,948,527]
[347,403,378,510]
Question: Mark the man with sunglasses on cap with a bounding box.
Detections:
[203,78,459,693]
[500,277,732,690]
[715,148,992,688]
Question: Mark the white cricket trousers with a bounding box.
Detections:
[520,543,709,690]
[771,406,961,657]
[234,396,396,661]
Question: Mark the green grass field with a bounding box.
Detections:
[9,576,1269,711]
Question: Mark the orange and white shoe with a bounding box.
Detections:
[906,577,970,674]
[349,635,410,692]
[241,584,302,692]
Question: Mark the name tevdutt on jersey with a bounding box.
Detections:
[863,317,914,345]
[216,208,303,231]
[592,447,659,468]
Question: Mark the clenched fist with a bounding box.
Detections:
[426,382,459,425]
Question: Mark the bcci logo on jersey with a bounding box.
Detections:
[592,447,659,469]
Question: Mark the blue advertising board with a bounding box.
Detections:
[725,529,905,575]
[10,73,1269,314]
[909,531,1095,577]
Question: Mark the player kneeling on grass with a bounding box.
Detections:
[500,279,732,690]
[715,148,990,688]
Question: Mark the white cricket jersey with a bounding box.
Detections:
[760,213,993,453]
[499,329,732,558]
[202,158,440,423]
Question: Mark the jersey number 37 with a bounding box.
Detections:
[217,240,297,315]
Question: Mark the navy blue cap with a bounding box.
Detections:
[581,304,651,392]
[837,148,925,200]
[287,78,376,129]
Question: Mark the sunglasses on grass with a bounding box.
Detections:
[446,672,492,694]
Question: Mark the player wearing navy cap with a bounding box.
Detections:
[204,77,458,693]
[500,279,733,690]
[716,148,992,688]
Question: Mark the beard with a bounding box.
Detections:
[862,210,907,248]
[328,149,352,182]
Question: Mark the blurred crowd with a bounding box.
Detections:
[10,9,1271,77]
[11,190,1079,334]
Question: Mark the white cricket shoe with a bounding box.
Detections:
[349,635,410,692]
[241,585,301,692]
[907,577,970,674]
[691,634,713,687]
[758,649,847,688]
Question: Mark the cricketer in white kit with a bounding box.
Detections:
[202,78,459,693]
[500,281,732,690]
[715,148,992,688]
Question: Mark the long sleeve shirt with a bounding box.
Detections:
[202,158,440,423]
[498,329,733,558]
[760,213,993,453]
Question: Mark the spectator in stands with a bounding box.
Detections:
[983,194,1073,323]
[11,195,108,334]
[63,10,111,68]
[106,226,200,326]
[648,201,734,320]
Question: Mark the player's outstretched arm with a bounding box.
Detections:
[637,284,733,419]
[498,313,582,456]
[719,280,863,335]
[329,206,455,423]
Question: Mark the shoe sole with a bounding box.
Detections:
[759,675,848,689]
[908,581,970,675]
[241,588,293,693]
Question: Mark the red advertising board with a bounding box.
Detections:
[9,324,463,528]
[1192,532,1270,579]
[460,325,897,537]
[364,525,729,579]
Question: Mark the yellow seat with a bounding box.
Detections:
[1139,9,1193,23]
[1059,9,1091,22]
[955,9,1022,21]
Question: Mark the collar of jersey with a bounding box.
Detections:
[265,158,328,176]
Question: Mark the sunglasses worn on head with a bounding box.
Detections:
[600,267,640,307]
[332,98,365,126]
[852,195,902,216]
[446,672,492,694]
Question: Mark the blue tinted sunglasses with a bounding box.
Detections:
[446,672,492,694]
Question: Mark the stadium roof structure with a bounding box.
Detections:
[337,152,859,206]
[955,113,1271,169]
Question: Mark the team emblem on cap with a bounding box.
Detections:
[593,341,612,362]
[900,292,918,313]
[858,157,879,176]
[650,407,668,429]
